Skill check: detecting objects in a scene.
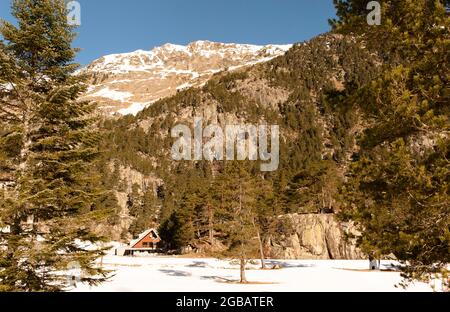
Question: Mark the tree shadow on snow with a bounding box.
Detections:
[159,269,192,277]
[201,275,279,285]
[200,275,235,283]
[187,261,209,268]
[264,260,315,268]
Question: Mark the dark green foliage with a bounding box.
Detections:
[158,163,213,250]
[286,160,340,213]
[321,87,360,162]
[333,0,449,285]
[128,185,159,237]
[0,0,114,291]
[159,209,195,251]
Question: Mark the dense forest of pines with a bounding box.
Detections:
[0,0,448,290]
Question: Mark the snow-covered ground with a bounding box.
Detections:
[71,255,438,292]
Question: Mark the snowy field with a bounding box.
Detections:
[71,254,440,292]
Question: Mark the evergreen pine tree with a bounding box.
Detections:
[332,0,449,285]
[218,162,262,283]
[158,192,195,251]
[286,160,340,213]
[0,0,112,291]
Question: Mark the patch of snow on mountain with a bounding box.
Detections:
[90,87,133,102]
[176,82,193,91]
[117,101,154,116]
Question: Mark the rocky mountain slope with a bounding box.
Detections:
[80,41,292,115]
[95,33,383,257]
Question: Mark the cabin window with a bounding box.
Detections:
[143,242,149,247]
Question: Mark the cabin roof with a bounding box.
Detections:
[129,228,159,247]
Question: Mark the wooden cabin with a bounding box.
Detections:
[115,229,161,256]
[130,228,161,250]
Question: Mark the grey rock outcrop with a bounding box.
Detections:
[268,213,363,259]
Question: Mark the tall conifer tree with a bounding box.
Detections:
[0,0,111,291]
[331,0,449,285]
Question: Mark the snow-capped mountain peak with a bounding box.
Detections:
[81,40,292,115]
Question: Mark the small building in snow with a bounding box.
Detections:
[115,229,161,256]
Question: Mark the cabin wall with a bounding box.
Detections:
[133,235,161,249]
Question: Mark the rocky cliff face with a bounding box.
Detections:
[80,41,291,115]
[268,213,363,260]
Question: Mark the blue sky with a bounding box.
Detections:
[0,0,336,65]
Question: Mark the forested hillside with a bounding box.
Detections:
[97,33,382,252]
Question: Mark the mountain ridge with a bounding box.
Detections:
[80,40,292,115]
